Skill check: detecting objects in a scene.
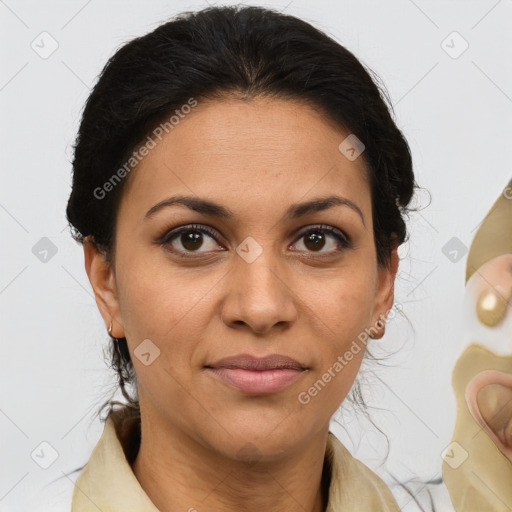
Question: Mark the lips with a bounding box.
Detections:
[204,353,308,394]
[205,353,307,371]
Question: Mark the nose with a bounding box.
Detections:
[220,251,298,336]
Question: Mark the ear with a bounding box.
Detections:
[466,369,512,462]
[83,236,125,338]
[369,238,399,339]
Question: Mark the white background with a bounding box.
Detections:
[1,0,511,510]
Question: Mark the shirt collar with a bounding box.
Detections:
[71,413,400,511]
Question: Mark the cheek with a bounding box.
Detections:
[312,271,376,341]
[114,264,205,401]
[115,251,209,339]
[296,276,375,411]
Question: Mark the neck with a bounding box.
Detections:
[131,411,330,512]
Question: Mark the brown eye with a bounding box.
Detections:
[180,231,204,251]
[162,224,225,255]
[303,232,326,251]
[291,225,351,254]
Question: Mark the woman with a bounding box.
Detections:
[65,4,416,511]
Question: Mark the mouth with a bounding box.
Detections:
[204,353,309,394]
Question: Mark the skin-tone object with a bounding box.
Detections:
[442,345,512,512]
[465,369,512,462]
[442,181,512,512]
[82,96,398,512]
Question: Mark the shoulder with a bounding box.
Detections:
[326,433,456,512]
[326,432,400,511]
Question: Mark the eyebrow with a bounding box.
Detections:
[145,194,365,226]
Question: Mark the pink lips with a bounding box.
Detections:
[204,353,307,394]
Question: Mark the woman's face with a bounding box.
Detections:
[86,96,397,460]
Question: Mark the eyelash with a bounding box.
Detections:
[157,223,352,259]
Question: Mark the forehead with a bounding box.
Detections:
[118,96,371,222]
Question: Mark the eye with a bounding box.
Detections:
[291,224,351,254]
[160,224,225,257]
[158,223,351,258]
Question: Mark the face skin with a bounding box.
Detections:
[84,96,398,512]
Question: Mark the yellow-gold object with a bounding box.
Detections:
[476,287,512,327]
[443,178,512,512]
[465,178,512,284]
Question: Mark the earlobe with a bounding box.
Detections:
[83,236,124,338]
[370,242,400,339]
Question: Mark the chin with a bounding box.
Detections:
[204,422,307,462]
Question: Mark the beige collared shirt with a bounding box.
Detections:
[71,414,401,512]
